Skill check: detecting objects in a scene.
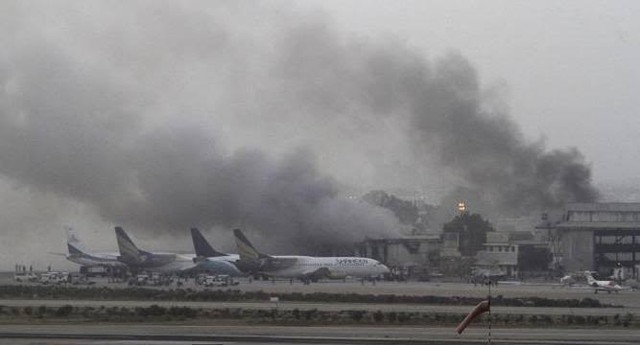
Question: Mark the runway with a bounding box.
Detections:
[0,298,633,316]
[4,274,639,307]
[2,277,639,344]
[205,279,639,307]
[1,324,639,344]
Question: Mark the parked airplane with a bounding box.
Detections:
[64,227,124,268]
[560,274,575,287]
[233,229,389,282]
[584,271,622,294]
[115,227,197,274]
[190,227,244,276]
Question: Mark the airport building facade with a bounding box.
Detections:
[545,203,640,278]
[473,232,520,278]
[358,202,640,280]
[358,235,441,279]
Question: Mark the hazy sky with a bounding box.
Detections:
[0,1,638,270]
[311,0,640,183]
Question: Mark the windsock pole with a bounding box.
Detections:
[455,299,491,334]
[488,283,492,345]
[456,281,492,341]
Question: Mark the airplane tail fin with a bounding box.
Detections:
[66,226,86,256]
[191,228,226,257]
[233,229,269,261]
[115,226,148,264]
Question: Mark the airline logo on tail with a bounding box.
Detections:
[233,229,268,261]
[66,227,80,244]
[191,228,226,257]
[66,227,85,256]
[115,226,145,264]
[63,227,123,267]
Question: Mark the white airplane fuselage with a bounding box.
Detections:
[66,251,123,267]
[115,227,199,274]
[232,229,389,281]
[128,252,198,274]
[258,256,389,279]
[197,254,245,276]
[584,271,622,293]
[65,227,124,268]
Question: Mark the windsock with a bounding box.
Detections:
[456,300,490,334]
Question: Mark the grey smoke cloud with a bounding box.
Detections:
[0,1,597,255]
[271,25,599,214]
[408,54,599,214]
[0,1,403,253]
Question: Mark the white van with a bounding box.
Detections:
[39,272,70,285]
[204,275,237,287]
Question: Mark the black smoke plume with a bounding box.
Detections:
[408,54,599,214]
[0,2,597,255]
[273,26,599,215]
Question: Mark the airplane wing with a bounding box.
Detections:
[263,257,298,270]
[237,256,299,275]
[179,263,200,272]
[300,267,331,280]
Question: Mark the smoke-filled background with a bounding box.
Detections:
[0,1,638,269]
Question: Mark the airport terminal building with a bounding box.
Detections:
[358,235,441,279]
[546,203,640,277]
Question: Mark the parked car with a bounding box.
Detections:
[203,274,238,287]
[39,272,70,285]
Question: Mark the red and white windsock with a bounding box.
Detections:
[456,300,490,334]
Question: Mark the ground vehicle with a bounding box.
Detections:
[14,272,38,282]
[195,273,208,285]
[148,272,173,286]
[79,265,110,277]
[203,274,238,287]
[39,272,70,285]
[128,272,173,286]
[128,274,150,286]
[72,275,96,285]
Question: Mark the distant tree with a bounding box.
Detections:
[442,213,494,256]
[362,190,419,225]
[518,246,552,271]
[427,250,441,267]
[440,256,476,278]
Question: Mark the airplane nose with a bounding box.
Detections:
[380,264,390,273]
